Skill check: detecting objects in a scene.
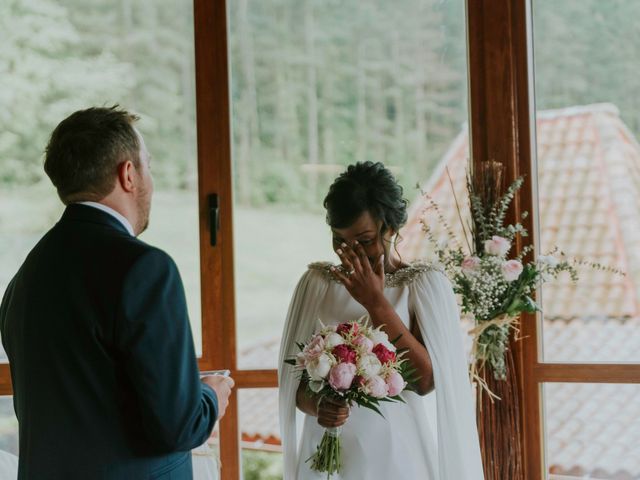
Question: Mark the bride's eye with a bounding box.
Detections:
[359,238,374,246]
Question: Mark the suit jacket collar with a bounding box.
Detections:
[60,204,132,236]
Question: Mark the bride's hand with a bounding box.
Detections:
[331,241,385,309]
[317,397,350,428]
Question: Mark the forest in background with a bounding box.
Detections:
[3,0,639,208]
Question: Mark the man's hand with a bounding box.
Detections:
[201,375,235,420]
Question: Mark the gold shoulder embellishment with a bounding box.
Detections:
[307,261,440,287]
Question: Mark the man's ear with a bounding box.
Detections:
[117,160,136,193]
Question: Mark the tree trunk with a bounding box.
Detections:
[237,0,259,206]
[356,43,367,164]
[305,0,319,199]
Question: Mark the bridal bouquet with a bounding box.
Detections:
[285,317,417,478]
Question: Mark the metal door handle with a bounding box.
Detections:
[208,194,219,246]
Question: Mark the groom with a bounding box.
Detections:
[0,106,234,479]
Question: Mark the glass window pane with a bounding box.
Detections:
[532,0,640,362]
[0,397,18,456]
[239,388,282,479]
[1,0,202,355]
[229,0,470,369]
[544,383,640,479]
[192,424,220,479]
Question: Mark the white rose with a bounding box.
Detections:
[357,353,382,379]
[306,353,333,380]
[324,332,345,349]
[484,235,511,257]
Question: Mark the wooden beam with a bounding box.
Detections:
[0,365,12,396]
[232,369,279,389]
[534,363,640,384]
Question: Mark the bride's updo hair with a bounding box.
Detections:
[323,161,408,233]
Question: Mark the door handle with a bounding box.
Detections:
[208,194,219,246]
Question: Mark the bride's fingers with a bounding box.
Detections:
[340,243,362,273]
[335,247,354,273]
[318,417,348,428]
[330,266,352,287]
[353,241,372,273]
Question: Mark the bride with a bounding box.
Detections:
[278,162,484,479]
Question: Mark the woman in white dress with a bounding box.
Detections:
[278,162,484,479]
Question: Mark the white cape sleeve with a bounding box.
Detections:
[409,269,485,480]
[278,267,330,480]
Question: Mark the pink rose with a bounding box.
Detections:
[461,256,481,275]
[336,322,359,337]
[363,375,389,398]
[484,235,511,257]
[302,335,325,363]
[352,334,374,353]
[502,259,523,282]
[385,371,407,397]
[332,344,357,364]
[372,343,396,364]
[328,362,357,391]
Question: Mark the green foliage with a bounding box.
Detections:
[3,0,640,210]
[242,450,283,480]
[0,0,196,189]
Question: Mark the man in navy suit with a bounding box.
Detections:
[0,106,234,479]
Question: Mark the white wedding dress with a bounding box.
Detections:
[278,262,484,480]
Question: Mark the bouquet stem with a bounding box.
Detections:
[307,426,342,478]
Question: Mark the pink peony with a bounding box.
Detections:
[502,259,524,282]
[363,375,389,398]
[461,256,481,275]
[302,334,325,363]
[328,362,357,391]
[484,235,511,257]
[332,344,357,364]
[385,371,407,397]
[336,321,359,337]
[372,343,396,364]
[352,334,374,353]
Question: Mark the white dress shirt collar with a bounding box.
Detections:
[76,201,135,237]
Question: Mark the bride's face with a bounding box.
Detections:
[331,210,394,269]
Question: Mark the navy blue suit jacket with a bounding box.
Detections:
[0,204,217,479]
